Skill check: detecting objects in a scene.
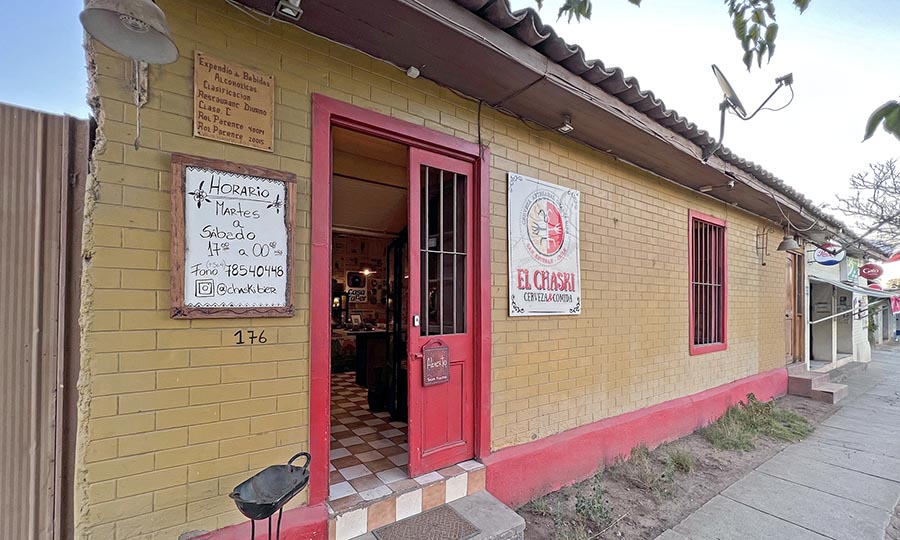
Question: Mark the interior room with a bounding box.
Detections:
[328,128,412,506]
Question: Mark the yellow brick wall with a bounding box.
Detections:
[76,0,786,538]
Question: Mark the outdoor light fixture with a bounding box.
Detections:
[702,65,794,162]
[406,66,421,79]
[80,0,178,64]
[276,0,303,20]
[698,180,736,193]
[557,115,574,134]
[80,0,179,150]
[777,232,800,252]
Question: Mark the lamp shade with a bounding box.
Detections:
[80,0,178,64]
[776,235,800,252]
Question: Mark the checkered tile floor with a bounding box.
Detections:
[330,372,411,506]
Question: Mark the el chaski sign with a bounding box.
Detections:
[508,173,581,316]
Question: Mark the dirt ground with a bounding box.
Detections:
[519,394,836,540]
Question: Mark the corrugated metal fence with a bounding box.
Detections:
[0,103,89,540]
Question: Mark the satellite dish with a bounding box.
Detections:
[711,64,747,118]
[702,64,793,162]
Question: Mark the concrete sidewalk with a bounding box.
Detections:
[656,346,900,540]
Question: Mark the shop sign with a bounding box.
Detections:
[194,51,275,152]
[814,243,845,266]
[869,283,883,291]
[847,258,859,282]
[508,173,581,316]
[891,297,900,315]
[422,342,450,387]
[860,263,884,280]
[170,154,296,318]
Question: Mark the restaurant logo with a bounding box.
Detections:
[508,173,581,316]
[523,192,568,264]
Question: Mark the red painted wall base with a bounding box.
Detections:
[197,367,785,537]
[482,367,788,508]
[199,503,328,540]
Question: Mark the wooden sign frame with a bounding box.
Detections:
[170,153,296,319]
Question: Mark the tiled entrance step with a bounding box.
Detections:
[329,460,487,540]
[349,491,525,540]
[787,363,848,404]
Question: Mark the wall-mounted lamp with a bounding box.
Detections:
[698,180,736,194]
[80,0,178,64]
[557,115,574,134]
[276,0,303,20]
[80,0,180,151]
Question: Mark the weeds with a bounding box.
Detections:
[666,448,696,474]
[525,497,555,517]
[575,476,612,524]
[702,393,813,450]
[616,445,676,500]
[556,521,592,540]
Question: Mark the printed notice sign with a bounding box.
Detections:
[508,173,581,316]
[171,154,295,318]
[194,51,274,152]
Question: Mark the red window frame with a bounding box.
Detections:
[688,210,728,355]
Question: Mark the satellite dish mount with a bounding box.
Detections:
[702,65,794,162]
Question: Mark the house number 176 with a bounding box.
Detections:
[234,330,267,345]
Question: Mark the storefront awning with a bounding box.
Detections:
[809,275,896,298]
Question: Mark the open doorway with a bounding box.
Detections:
[310,95,489,511]
[328,128,411,504]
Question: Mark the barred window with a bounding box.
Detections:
[689,212,727,354]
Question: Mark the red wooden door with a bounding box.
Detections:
[407,148,475,477]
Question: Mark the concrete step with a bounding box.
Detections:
[351,491,524,540]
[810,382,849,404]
[786,362,809,376]
[788,371,831,397]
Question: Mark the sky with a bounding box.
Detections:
[1,0,898,271]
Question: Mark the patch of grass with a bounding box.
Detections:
[525,496,555,517]
[575,476,612,524]
[555,520,591,540]
[666,448,695,474]
[616,445,676,500]
[702,393,813,450]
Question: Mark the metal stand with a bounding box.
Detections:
[248,508,284,540]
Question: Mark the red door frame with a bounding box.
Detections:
[308,94,491,506]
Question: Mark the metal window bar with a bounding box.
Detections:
[421,167,467,337]
[422,165,429,337]
[692,219,725,346]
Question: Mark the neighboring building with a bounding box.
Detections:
[806,249,893,370]
[69,1,892,540]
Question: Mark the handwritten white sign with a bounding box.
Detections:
[171,155,295,318]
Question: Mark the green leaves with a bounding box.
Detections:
[793,0,811,13]
[723,1,803,71]
[550,0,640,23]
[537,0,809,72]
[556,0,594,22]
[864,100,900,142]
